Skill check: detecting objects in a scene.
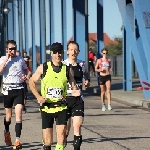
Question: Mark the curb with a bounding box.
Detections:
[90,87,150,109]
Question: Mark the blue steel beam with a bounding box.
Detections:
[125,14,150,97]
[117,0,133,91]
[13,0,19,50]
[50,0,55,44]
[24,0,32,55]
[31,0,37,72]
[135,20,147,79]
[73,0,85,61]
[39,0,46,63]
[18,0,23,55]
[134,0,150,81]
[85,0,89,72]
[117,0,150,98]
[116,0,132,91]
[49,0,51,46]
[124,25,132,91]
[62,0,67,59]
[122,27,127,90]
[4,0,8,41]
[7,2,14,40]
[0,0,5,56]
[45,0,50,49]
[97,0,104,85]
[21,0,25,51]
[97,0,104,59]
[124,3,132,91]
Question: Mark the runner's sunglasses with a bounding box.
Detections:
[52,50,63,54]
[8,47,17,50]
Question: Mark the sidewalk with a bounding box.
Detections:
[87,76,150,109]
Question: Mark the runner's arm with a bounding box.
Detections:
[108,59,112,71]
[29,64,43,99]
[68,68,78,90]
[0,58,8,73]
[83,63,90,82]
[95,59,103,72]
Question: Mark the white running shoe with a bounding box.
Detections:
[102,104,106,111]
[108,104,112,110]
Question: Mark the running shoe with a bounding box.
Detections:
[13,141,22,149]
[108,104,112,110]
[102,104,106,111]
[4,131,12,146]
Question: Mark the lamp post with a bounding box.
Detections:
[2,0,10,55]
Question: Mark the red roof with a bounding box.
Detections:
[68,33,118,46]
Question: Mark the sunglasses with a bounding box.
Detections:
[52,50,63,54]
[103,53,107,54]
[8,47,17,50]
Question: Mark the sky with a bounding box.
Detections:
[88,0,123,39]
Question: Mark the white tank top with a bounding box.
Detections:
[63,59,84,100]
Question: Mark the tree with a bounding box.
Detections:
[89,43,97,54]
[105,36,122,56]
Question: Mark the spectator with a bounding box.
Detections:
[88,48,96,76]
[16,51,21,56]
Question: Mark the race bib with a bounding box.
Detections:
[1,85,9,95]
[76,83,82,90]
[67,83,82,90]
[46,87,62,99]
[102,62,109,68]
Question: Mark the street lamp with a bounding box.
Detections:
[3,7,10,14]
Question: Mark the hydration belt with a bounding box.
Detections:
[3,83,24,86]
[40,100,67,109]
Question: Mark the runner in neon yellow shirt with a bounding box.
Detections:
[29,42,80,150]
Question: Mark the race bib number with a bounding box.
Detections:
[67,83,82,90]
[46,87,62,99]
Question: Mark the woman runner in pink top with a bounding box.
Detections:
[95,48,112,111]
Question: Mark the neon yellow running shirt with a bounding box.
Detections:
[41,62,67,113]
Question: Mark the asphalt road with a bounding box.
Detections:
[0,90,150,150]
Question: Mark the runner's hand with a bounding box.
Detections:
[22,74,27,80]
[37,96,46,104]
[5,50,11,60]
[109,67,113,71]
[72,89,81,97]
[84,80,90,88]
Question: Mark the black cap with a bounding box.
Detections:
[50,42,63,51]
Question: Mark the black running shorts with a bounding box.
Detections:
[41,109,67,129]
[99,74,111,85]
[3,88,25,108]
[66,96,84,119]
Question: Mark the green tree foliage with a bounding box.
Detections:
[89,43,97,54]
[106,36,122,56]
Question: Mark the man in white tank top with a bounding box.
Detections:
[63,41,90,150]
[0,40,28,149]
